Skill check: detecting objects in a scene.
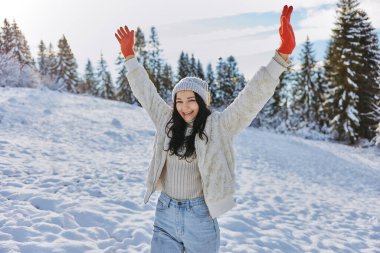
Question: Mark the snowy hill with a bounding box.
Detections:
[0,87,379,253]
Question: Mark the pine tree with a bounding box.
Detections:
[0,19,20,87]
[227,56,246,99]
[367,96,380,146]
[177,51,191,81]
[0,19,13,54]
[374,122,380,147]
[214,57,228,108]
[11,21,34,65]
[46,43,57,79]
[37,40,49,75]
[205,63,216,108]
[196,60,205,80]
[256,64,295,130]
[52,35,78,93]
[0,52,21,87]
[161,63,174,103]
[354,9,380,140]
[10,20,33,66]
[81,59,97,94]
[291,36,324,130]
[215,56,245,108]
[0,19,39,88]
[147,27,163,85]
[189,54,197,76]
[96,53,114,99]
[262,78,287,129]
[1,19,33,66]
[145,26,168,101]
[134,27,149,69]
[115,53,134,104]
[323,0,362,144]
[37,40,57,88]
[0,24,2,53]
[177,52,204,80]
[314,65,328,131]
[149,27,174,102]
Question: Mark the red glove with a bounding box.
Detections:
[278,5,296,55]
[115,25,135,59]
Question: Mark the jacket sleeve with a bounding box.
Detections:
[219,51,289,136]
[125,57,172,129]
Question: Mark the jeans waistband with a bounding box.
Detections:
[159,191,206,209]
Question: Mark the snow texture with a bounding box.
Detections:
[0,87,379,252]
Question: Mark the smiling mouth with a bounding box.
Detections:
[184,111,193,116]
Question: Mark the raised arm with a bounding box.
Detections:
[219,5,296,136]
[115,26,172,129]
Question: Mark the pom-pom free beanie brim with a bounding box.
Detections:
[172,77,210,106]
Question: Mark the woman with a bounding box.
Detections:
[114,5,295,253]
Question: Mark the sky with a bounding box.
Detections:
[1,0,380,80]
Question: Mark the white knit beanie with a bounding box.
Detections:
[172,77,211,107]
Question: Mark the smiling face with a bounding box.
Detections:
[175,90,199,124]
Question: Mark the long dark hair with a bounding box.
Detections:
[164,92,211,162]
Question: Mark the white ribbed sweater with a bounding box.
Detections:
[160,125,204,200]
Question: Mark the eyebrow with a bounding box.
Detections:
[176,97,195,100]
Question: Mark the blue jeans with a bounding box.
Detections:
[150,191,220,253]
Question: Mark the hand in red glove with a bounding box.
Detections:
[278,5,296,55]
[115,25,135,60]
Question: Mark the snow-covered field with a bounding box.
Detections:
[0,87,379,253]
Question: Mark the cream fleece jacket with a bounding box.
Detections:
[125,52,288,218]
